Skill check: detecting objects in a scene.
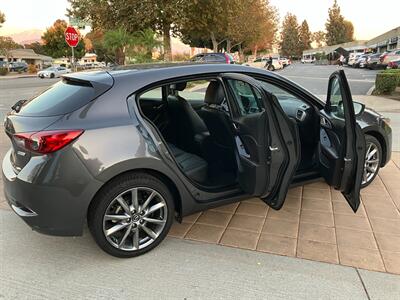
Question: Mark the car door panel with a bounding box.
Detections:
[319,70,366,212]
[220,73,300,209]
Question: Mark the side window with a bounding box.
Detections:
[139,87,163,102]
[328,77,344,119]
[227,79,262,115]
[176,80,208,101]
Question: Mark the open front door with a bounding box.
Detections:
[220,73,300,210]
[319,70,366,212]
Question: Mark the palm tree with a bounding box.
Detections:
[132,29,162,61]
[103,28,133,65]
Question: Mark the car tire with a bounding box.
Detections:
[50,73,55,78]
[268,65,275,71]
[88,172,175,258]
[361,135,382,188]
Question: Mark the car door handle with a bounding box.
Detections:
[269,146,279,151]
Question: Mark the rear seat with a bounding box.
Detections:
[167,143,208,183]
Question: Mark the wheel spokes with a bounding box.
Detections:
[145,202,165,216]
[140,191,156,211]
[131,188,139,212]
[118,224,133,248]
[141,225,157,240]
[143,217,166,224]
[116,196,131,215]
[106,223,129,236]
[104,214,130,221]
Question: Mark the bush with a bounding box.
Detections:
[374,73,398,94]
[27,64,37,74]
[382,69,400,86]
[0,67,8,76]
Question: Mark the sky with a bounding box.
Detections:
[0,0,399,40]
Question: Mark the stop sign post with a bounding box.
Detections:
[65,26,80,71]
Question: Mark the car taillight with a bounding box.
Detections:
[13,130,84,154]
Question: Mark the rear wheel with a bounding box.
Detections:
[361,135,382,188]
[50,73,55,78]
[88,172,175,257]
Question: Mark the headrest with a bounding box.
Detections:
[170,82,187,91]
[204,81,225,105]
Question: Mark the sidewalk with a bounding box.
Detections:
[0,210,399,299]
[0,74,37,80]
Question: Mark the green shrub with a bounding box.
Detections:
[0,67,8,76]
[374,73,398,94]
[382,69,400,86]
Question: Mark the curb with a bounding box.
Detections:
[367,85,375,96]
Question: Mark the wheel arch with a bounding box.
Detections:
[87,168,183,223]
[364,130,387,166]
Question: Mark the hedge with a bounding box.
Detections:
[374,73,398,94]
[382,69,400,86]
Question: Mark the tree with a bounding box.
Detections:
[0,11,5,27]
[103,28,133,65]
[24,42,45,54]
[227,0,278,56]
[344,20,354,42]
[299,20,312,52]
[280,13,301,58]
[42,19,85,59]
[0,36,21,59]
[179,0,228,52]
[325,0,353,45]
[68,0,184,61]
[312,31,326,48]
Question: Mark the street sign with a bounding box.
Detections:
[65,26,80,48]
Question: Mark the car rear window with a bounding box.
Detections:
[19,79,95,117]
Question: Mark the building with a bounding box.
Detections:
[366,27,400,53]
[0,48,52,69]
[302,26,400,60]
[78,52,97,65]
[53,57,71,68]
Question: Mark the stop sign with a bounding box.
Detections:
[65,26,80,47]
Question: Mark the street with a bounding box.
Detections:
[278,63,378,96]
[1,64,400,299]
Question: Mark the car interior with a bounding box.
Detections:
[137,77,321,190]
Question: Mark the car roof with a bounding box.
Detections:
[66,63,323,105]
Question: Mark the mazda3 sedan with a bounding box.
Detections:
[2,64,392,257]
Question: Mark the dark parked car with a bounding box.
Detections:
[3,64,392,257]
[9,62,28,72]
[366,53,386,70]
[191,52,235,64]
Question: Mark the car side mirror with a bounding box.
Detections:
[353,101,365,116]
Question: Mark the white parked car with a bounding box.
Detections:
[301,57,315,63]
[245,57,283,71]
[347,53,362,67]
[37,67,71,79]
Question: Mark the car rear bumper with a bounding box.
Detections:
[2,148,103,236]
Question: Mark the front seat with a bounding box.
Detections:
[199,81,236,169]
[167,82,209,154]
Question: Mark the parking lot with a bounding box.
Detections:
[1,64,400,298]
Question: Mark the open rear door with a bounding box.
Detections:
[319,70,366,212]
[220,73,300,210]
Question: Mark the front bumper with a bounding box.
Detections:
[2,148,102,236]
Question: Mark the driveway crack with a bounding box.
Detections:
[356,268,371,300]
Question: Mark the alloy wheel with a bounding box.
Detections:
[102,187,168,251]
[362,141,380,185]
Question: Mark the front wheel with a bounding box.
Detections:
[88,172,175,257]
[361,135,382,188]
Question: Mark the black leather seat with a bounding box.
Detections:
[168,143,208,183]
[167,82,209,154]
[200,81,235,148]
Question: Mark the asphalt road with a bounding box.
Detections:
[278,63,378,96]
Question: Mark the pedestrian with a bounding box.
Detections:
[339,54,344,67]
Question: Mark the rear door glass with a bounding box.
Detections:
[19,79,95,117]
